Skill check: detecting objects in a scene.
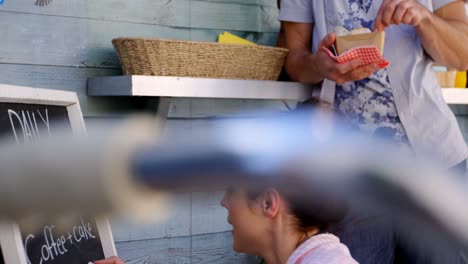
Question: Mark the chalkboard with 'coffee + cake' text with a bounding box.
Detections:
[22,218,105,264]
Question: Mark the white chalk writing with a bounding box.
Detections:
[24,217,96,264]
[8,109,50,144]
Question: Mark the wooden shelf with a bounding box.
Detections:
[88,76,312,101]
[87,76,468,105]
[441,88,468,105]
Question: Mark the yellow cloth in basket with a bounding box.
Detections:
[218,32,256,45]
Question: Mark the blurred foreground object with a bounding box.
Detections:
[0,116,169,222]
[0,109,467,259]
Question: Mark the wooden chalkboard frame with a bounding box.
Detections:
[0,84,117,264]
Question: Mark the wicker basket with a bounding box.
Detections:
[112,38,288,80]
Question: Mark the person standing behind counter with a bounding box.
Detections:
[278,0,468,263]
[279,0,468,164]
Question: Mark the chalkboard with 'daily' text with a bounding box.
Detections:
[0,86,115,264]
[0,103,72,144]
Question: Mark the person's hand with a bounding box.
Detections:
[94,256,125,264]
[374,0,431,31]
[315,33,379,84]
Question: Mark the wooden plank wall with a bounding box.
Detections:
[0,0,283,262]
[0,0,281,117]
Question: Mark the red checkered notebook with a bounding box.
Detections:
[323,45,390,70]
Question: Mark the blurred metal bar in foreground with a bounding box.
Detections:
[0,110,467,257]
[0,116,169,222]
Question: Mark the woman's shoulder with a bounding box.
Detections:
[287,234,358,264]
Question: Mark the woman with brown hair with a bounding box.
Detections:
[220,184,357,264]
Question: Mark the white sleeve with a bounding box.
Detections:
[278,0,314,23]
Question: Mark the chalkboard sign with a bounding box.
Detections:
[22,218,105,264]
[0,85,116,264]
[0,103,72,143]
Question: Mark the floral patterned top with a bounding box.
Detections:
[330,0,409,144]
[280,0,468,167]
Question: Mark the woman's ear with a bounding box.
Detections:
[262,188,281,218]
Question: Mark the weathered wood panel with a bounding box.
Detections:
[111,193,192,242]
[0,11,278,68]
[188,1,279,32]
[167,98,289,118]
[191,232,255,263]
[115,235,191,263]
[0,0,280,33]
[191,192,231,236]
[0,11,190,68]
[0,64,167,116]
[115,232,255,264]
[189,29,278,45]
